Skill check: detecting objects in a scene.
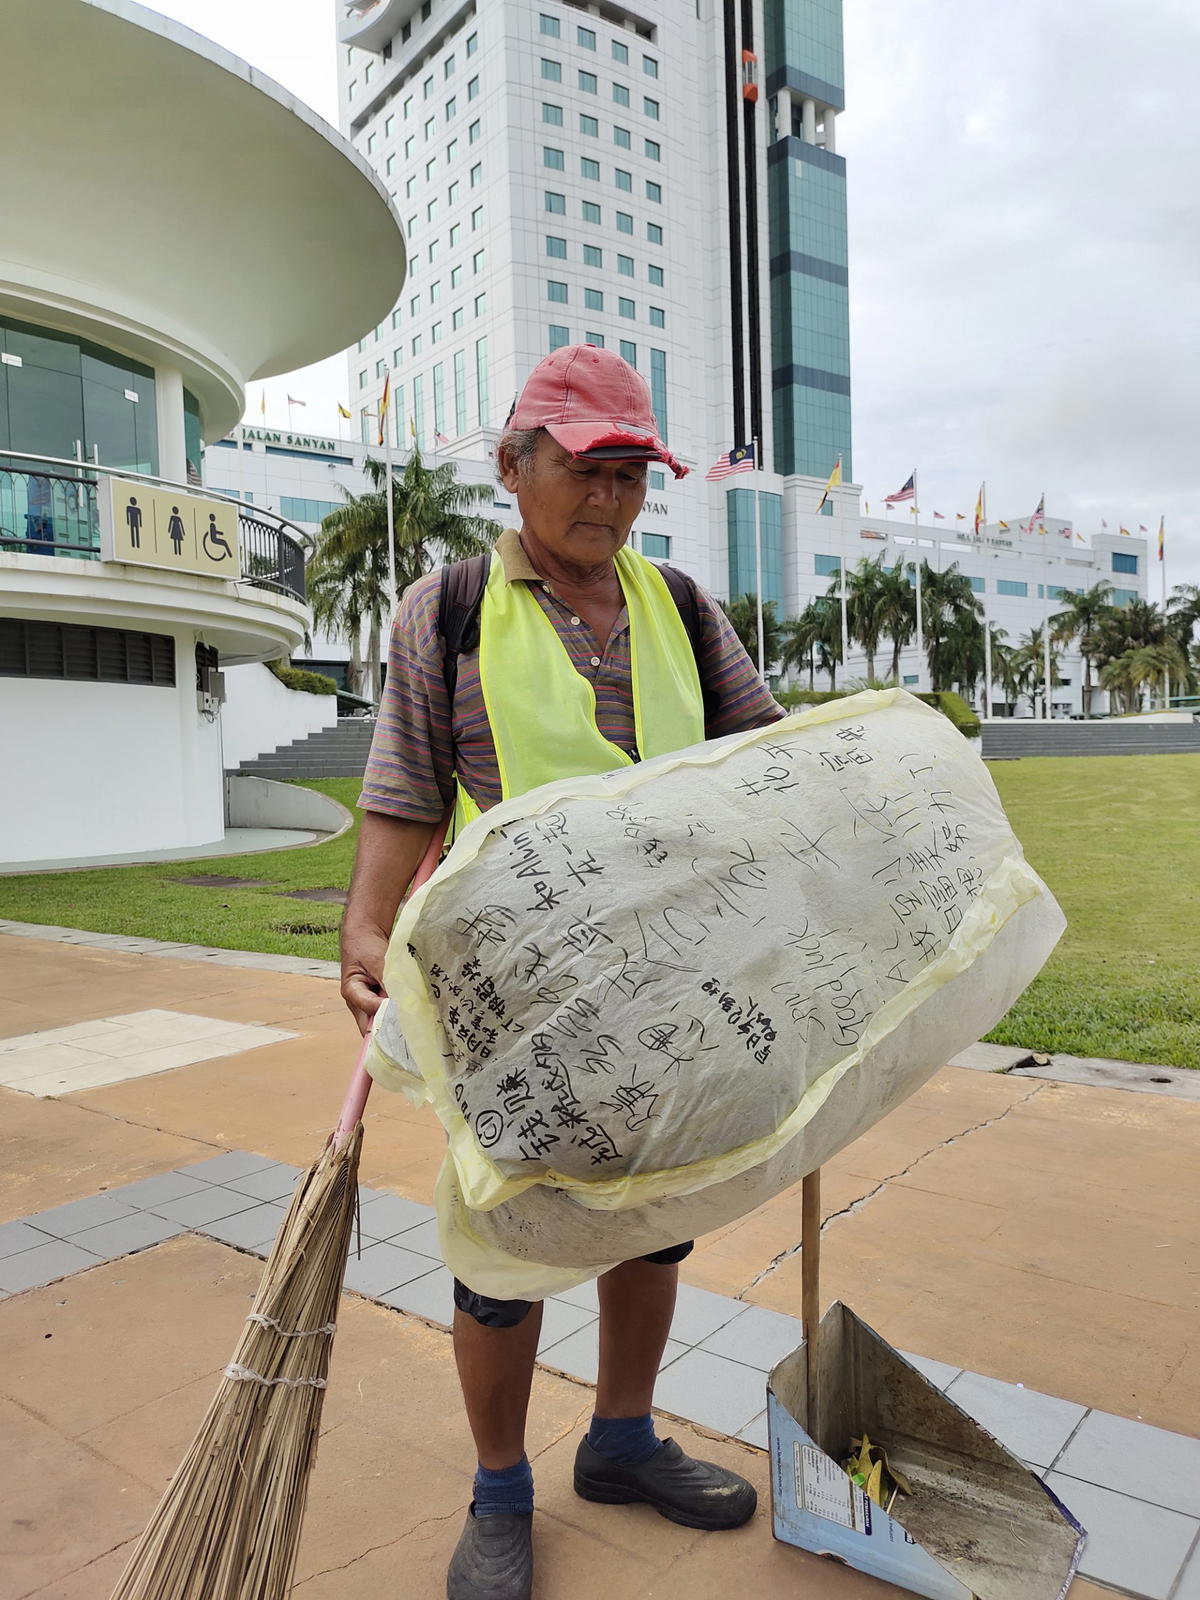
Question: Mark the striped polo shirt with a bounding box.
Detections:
[359,528,784,823]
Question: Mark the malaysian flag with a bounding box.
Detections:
[884,472,915,505]
[705,443,756,481]
[1025,493,1045,535]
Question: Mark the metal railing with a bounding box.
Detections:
[0,450,307,602]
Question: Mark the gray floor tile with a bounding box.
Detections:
[357,1193,436,1241]
[737,1410,769,1450]
[659,1339,689,1373]
[538,1324,599,1385]
[382,1267,456,1326]
[26,1193,139,1238]
[651,1349,767,1438]
[536,1299,596,1354]
[199,1204,290,1252]
[1044,1472,1198,1599]
[147,1187,261,1228]
[178,1151,277,1185]
[668,1283,745,1347]
[900,1351,963,1391]
[944,1370,1087,1469]
[0,1219,55,1259]
[107,1171,211,1210]
[0,1239,102,1293]
[699,1304,804,1371]
[70,1213,184,1257]
[1172,1536,1200,1600]
[342,1241,441,1299]
[1053,1408,1200,1518]
[393,1217,442,1260]
[552,1278,600,1313]
[224,1164,305,1202]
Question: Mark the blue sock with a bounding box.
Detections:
[587,1412,661,1466]
[473,1456,534,1518]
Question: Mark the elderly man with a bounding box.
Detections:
[342,345,783,1600]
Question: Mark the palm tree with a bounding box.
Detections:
[990,637,1025,716]
[1013,624,1063,717]
[875,561,917,682]
[1051,582,1116,718]
[837,558,888,680]
[309,449,498,701]
[919,562,983,691]
[721,594,781,671]
[1100,641,1189,714]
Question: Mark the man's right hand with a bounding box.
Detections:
[340,922,391,1036]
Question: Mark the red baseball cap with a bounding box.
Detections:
[507,344,688,478]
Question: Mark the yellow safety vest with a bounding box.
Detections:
[453,545,705,833]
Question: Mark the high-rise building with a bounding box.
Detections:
[336,0,851,614]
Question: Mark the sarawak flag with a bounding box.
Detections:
[377,374,390,447]
[815,456,843,512]
[1158,518,1165,561]
[974,483,986,536]
[337,403,352,419]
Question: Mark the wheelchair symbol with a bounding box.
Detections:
[202,512,234,562]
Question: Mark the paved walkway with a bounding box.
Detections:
[0,826,326,875]
[2,929,1198,1598]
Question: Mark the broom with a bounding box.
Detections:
[110,819,448,1600]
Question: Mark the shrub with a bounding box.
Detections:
[775,684,981,739]
[266,660,338,696]
[775,687,847,709]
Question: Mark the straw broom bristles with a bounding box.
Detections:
[109,1123,364,1600]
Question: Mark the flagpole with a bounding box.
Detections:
[752,437,765,679]
[983,611,993,722]
[913,471,924,692]
[1042,535,1052,722]
[1161,518,1169,709]
[838,504,849,681]
[384,413,398,618]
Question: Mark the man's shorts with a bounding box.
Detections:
[452,1241,695,1328]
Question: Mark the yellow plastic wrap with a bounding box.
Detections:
[366,690,1064,1299]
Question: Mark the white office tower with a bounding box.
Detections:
[337,0,851,609]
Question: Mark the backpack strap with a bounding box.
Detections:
[438,553,491,702]
[437,551,716,725]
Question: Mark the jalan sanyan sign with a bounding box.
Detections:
[239,426,340,452]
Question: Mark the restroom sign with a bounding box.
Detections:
[99,478,241,579]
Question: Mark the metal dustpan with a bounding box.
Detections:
[767,1175,1086,1600]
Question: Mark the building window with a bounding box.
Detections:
[454,347,467,435]
[612,39,629,64]
[544,146,565,169]
[385,153,396,176]
[427,198,439,221]
[580,113,599,136]
[0,619,176,686]
[647,222,663,244]
[585,331,605,347]
[549,323,570,350]
[358,369,368,389]
[618,296,635,319]
[617,253,633,276]
[425,117,436,140]
[548,280,569,302]
[1112,551,1138,574]
[1038,583,1066,600]
[584,287,603,310]
[615,167,632,191]
[581,156,600,180]
[644,97,660,119]
[452,307,464,329]
[649,306,664,327]
[375,359,387,377]
[649,469,665,490]
[620,340,637,367]
[616,209,633,233]
[405,177,416,198]
[815,553,841,576]
[473,248,485,272]
[411,334,423,355]
[543,102,563,124]
[645,139,661,161]
[428,237,441,260]
[468,119,480,143]
[471,205,484,228]
[474,292,487,314]
[392,308,403,328]
[1111,587,1137,607]
[367,132,376,155]
[583,244,603,266]
[403,95,413,118]
[613,125,631,149]
[613,82,630,107]
[545,190,566,214]
[448,180,460,203]
[578,25,596,49]
[384,114,394,138]
[467,75,479,100]
[432,361,446,433]
[644,56,659,78]
[445,54,456,78]
[546,235,568,258]
[997,579,1028,597]
[903,673,919,687]
[539,13,560,36]
[646,180,662,203]
[470,162,482,186]
[476,336,489,425]
[968,576,985,593]
[409,295,420,315]
[425,157,436,180]
[648,264,664,286]
[446,95,457,120]
[347,78,356,102]
[641,532,670,559]
[541,58,562,81]
[582,200,602,223]
[449,222,461,245]
[405,135,415,158]
[650,348,667,438]
[579,70,598,93]
[431,321,442,343]
[467,32,477,56]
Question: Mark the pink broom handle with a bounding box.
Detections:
[333,812,451,1147]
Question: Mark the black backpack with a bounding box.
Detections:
[437,552,717,721]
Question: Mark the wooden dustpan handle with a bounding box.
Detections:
[801,1168,822,1436]
[332,811,451,1148]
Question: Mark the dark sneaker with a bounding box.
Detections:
[446,1506,533,1600]
[573,1436,757,1530]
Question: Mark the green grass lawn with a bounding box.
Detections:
[0,759,1196,1067]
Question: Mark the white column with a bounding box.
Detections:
[155,364,187,483]
[822,109,836,153]
[802,97,817,144]
[775,87,794,141]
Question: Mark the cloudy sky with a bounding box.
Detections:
[149,0,1200,591]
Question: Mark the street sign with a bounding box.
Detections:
[99,477,241,579]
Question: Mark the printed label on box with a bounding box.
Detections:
[795,1443,872,1533]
